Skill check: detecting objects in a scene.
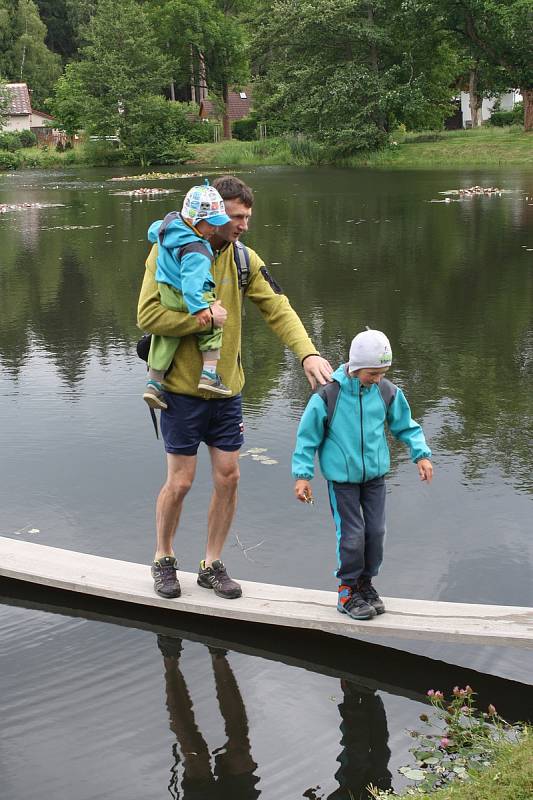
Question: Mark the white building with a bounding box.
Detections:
[1,83,55,131]
[460,90,522,127]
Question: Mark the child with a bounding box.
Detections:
[292,329,433,621]
[143,181,232,410]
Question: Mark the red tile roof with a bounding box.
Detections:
[5,83,32,115]
[199,90,252,122]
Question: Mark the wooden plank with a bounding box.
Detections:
[0,537,532,648]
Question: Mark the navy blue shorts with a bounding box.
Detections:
[161,393,244,456]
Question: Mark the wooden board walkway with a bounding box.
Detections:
[1,537,532,648]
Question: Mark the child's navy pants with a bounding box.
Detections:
[327,477,387,586]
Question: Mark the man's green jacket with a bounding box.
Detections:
[137,242,319,398]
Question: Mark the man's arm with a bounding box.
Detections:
[245,250,332,387]
[137,244,202,337]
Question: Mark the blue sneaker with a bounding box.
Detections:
[337,584,376,620]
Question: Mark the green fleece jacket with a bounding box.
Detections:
[137,241,318,398]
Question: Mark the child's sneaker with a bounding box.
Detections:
[337,584,377,620]
[357,577,386,614]
[143,379,168,410]
[197,372,232,396]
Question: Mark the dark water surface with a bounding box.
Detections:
[1,165,532,799]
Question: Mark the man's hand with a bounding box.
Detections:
[417,458,433,483]
[294,479,314,504]
[210,300,227,328]
[195,308,212,328]
[302,355,333,389]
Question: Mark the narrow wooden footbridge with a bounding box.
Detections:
[1,537,532,649]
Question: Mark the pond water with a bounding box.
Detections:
[0,164,532,800]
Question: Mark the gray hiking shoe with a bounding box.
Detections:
[337,584,377,620]
[357,577,386,614]
[143,380,168,410]
[197,559,242,599]
[197,373,232,396]
[151,556,181,598]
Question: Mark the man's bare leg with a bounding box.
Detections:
[204,447,240,565]
[154,453,197,561]
[196,447,242,598]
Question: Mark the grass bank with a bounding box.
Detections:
[372,733,533,800]
[191,127,533,169]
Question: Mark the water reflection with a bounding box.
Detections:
[158,635,261,799]
[158,634,393,800]
[326,682,391,800]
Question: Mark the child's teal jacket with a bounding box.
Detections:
[148,214,215,315]
[292,364,431,483]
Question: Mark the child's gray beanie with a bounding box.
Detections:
[348,329,392,370]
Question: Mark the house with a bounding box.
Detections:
[199,89,252,124]
[460,89,522,127]
[1,83,57,134]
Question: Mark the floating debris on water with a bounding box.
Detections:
[0,202,65,214]
[239,447,278,465]
[107,171,214,182]
[112,187,178,197]
[439,186,508,198]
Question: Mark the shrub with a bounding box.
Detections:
[186,120,216,143]
[489,102,523,127]
[232,117,258,141]
[18,129,37,148]
[83,140,124,166]
[0,151,19,169]
[119,95,193,165]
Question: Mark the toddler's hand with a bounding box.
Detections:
[417,458,433,483]
[295,479,314,504]
[195,308,212,327]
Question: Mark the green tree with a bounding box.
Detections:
[75,0,171,134]
[118,94,192,165]
[35,0,77,60]
[0,79,10,130]
[253,0,458,153]
[48,62,86,135]
[0,0,61,106]
[412,0,533,130]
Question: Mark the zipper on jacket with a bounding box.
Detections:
[359,386,366,482]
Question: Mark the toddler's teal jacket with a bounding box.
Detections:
[292,364,431,483]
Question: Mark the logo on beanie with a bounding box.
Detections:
[378,348,391,364]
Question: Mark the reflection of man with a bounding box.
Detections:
[157,635,260,799]
[327,680,392,800]
[138,176,332,601]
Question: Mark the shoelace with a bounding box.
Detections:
[344,591,368,612]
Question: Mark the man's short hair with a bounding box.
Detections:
[212,175,254,207]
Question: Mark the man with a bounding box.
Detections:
[137,175,332,601]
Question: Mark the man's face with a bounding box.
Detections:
[215,199,252,243]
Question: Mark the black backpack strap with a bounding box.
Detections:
[316,380,341,430]
[176,240,214,263]
[377,378,397,409]
[233,240,250,291]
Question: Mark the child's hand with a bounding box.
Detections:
[295,479,314,504]
[195,308,212,327]
[417,458,433,483]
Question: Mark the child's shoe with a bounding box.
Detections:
[143,379,168,410]
[357,577,386,614]
[337,584,377,621]
[197,372,232,396]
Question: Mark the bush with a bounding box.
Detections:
[489,102,523,127]
[18,129,37,148]
[119,95,193,165]
[83,140,124,166]
[232,117,258,140]
[0,151,20,169]
[186,120,216,143]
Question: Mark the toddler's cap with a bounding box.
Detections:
[182,181,231,227]
[348,329,392,371]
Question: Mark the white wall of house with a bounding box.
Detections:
[460,90,522,126]
[30,111,53,127]
[2,114,32,131]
